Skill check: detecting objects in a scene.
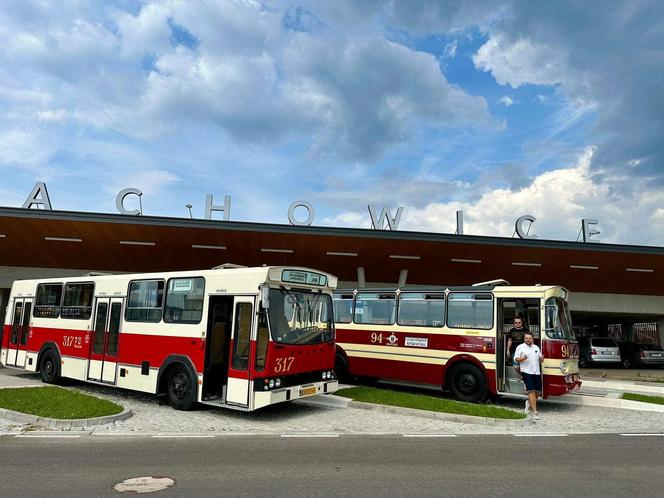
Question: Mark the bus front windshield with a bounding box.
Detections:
[268,289,334,345]
[544,297,574,340]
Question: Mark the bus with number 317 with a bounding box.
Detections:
[1,265,338,411]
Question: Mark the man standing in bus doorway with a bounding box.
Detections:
[514,332,544,420]
[506,316,529,363]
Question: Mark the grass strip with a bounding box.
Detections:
[622,392,664,405]
[336,386,526,420]
[0,387,123,419]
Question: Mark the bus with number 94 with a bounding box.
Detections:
[1,265,338,411]
[333,280,581,402]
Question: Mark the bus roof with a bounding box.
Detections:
[9,266,338,296]
[335,284,564,294]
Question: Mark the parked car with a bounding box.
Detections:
[578,337,621,367]
[617,342,664,368]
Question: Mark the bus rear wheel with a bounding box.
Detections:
[448,363,487,403]
[166,364,196,411]
[40,351,61,384]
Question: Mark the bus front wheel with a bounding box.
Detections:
[40,351,61,384]
[166,364,196,411]
[448,363,487,403]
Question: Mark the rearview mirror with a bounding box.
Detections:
[260,286,270,309]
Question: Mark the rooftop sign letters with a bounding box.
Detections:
[20,182,601,242]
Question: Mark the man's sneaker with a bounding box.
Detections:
[524,400,530,414]
[533,412,540,421]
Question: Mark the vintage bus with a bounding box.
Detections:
[333,281,581,402]
[1,265,338,411]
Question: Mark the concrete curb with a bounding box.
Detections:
[346,400,530,427]
[582,379,664,396]
[0,406,132,429]
[553,393,664,412]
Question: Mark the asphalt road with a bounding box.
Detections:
[1,434,663,497]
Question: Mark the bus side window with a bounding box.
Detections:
[354,293,396,325]
[447,293,493,329]
[232,303,252,371]
[255,308,269,371]
[333,294,353,324]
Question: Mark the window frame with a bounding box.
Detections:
[397,292,446,328]
[60,281,95,320]
[353,292,397,326]
[33,283,64,319]
[124,278,165,323]
[163,276,206,325]
[332,293,354,324]
[446,292,494,330]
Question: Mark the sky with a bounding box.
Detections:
[1,0,663,246]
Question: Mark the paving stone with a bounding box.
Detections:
[66,383,664,435]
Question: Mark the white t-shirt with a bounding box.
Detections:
[514,342,542,375]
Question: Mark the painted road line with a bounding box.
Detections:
[403,434,457,438]
[280,434,339,438]
[620,433,664,437]
[16,434,81,438]
[513,433,569,437]
[152,435,215,438]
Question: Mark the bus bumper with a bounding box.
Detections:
[544,374,582,398]
[254,380,339,409]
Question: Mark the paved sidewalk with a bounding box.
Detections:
[581,367,664,383]
[2,367,663,435]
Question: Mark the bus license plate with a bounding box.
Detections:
[300,386,317,397]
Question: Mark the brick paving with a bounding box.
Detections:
[2,369,664,435]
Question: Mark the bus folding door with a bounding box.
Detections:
[225,296,255,407]
[88,297,123,384]
[6,298,32,368]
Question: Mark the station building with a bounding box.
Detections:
[1,206,663,345]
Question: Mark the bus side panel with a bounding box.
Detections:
[337,326,495,386]
[29,326,89,380]
[118,332,206,374]
[348,354,443,384]
[0,324,10,364]
[261,341,336,377]
[1,324,10,349]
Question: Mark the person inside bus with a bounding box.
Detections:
[514,331,544,420]
[506,315,529,365]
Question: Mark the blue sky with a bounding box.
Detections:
[0,1,662,245]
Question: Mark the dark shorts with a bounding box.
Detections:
[522,372,542,392]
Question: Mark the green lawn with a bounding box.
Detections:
[336,386,526,420]
[622,392,664,405]
[0,387,123,419]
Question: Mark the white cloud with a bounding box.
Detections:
[498,96,514,106]
[0,127,54,170]
[473,34,568,88]
[0,1,493,163]
[323,148,664,246]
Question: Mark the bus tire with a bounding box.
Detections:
[40,350,61,385]
[448,363,487,403]
[335,352,350,381]
[166,363,196,411]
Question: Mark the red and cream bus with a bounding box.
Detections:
[1,265,338,411]
[333,281,581,402]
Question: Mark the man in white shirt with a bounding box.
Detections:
[514,331,544,419]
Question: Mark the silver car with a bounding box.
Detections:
[579,337,621,367]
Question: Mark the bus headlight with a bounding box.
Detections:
[275,378,281,388]
[268,379,275,389]
[560,361,571,374]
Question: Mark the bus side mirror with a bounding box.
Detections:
[260,286,270,309]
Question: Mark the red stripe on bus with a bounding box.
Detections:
[5,324,335,376]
